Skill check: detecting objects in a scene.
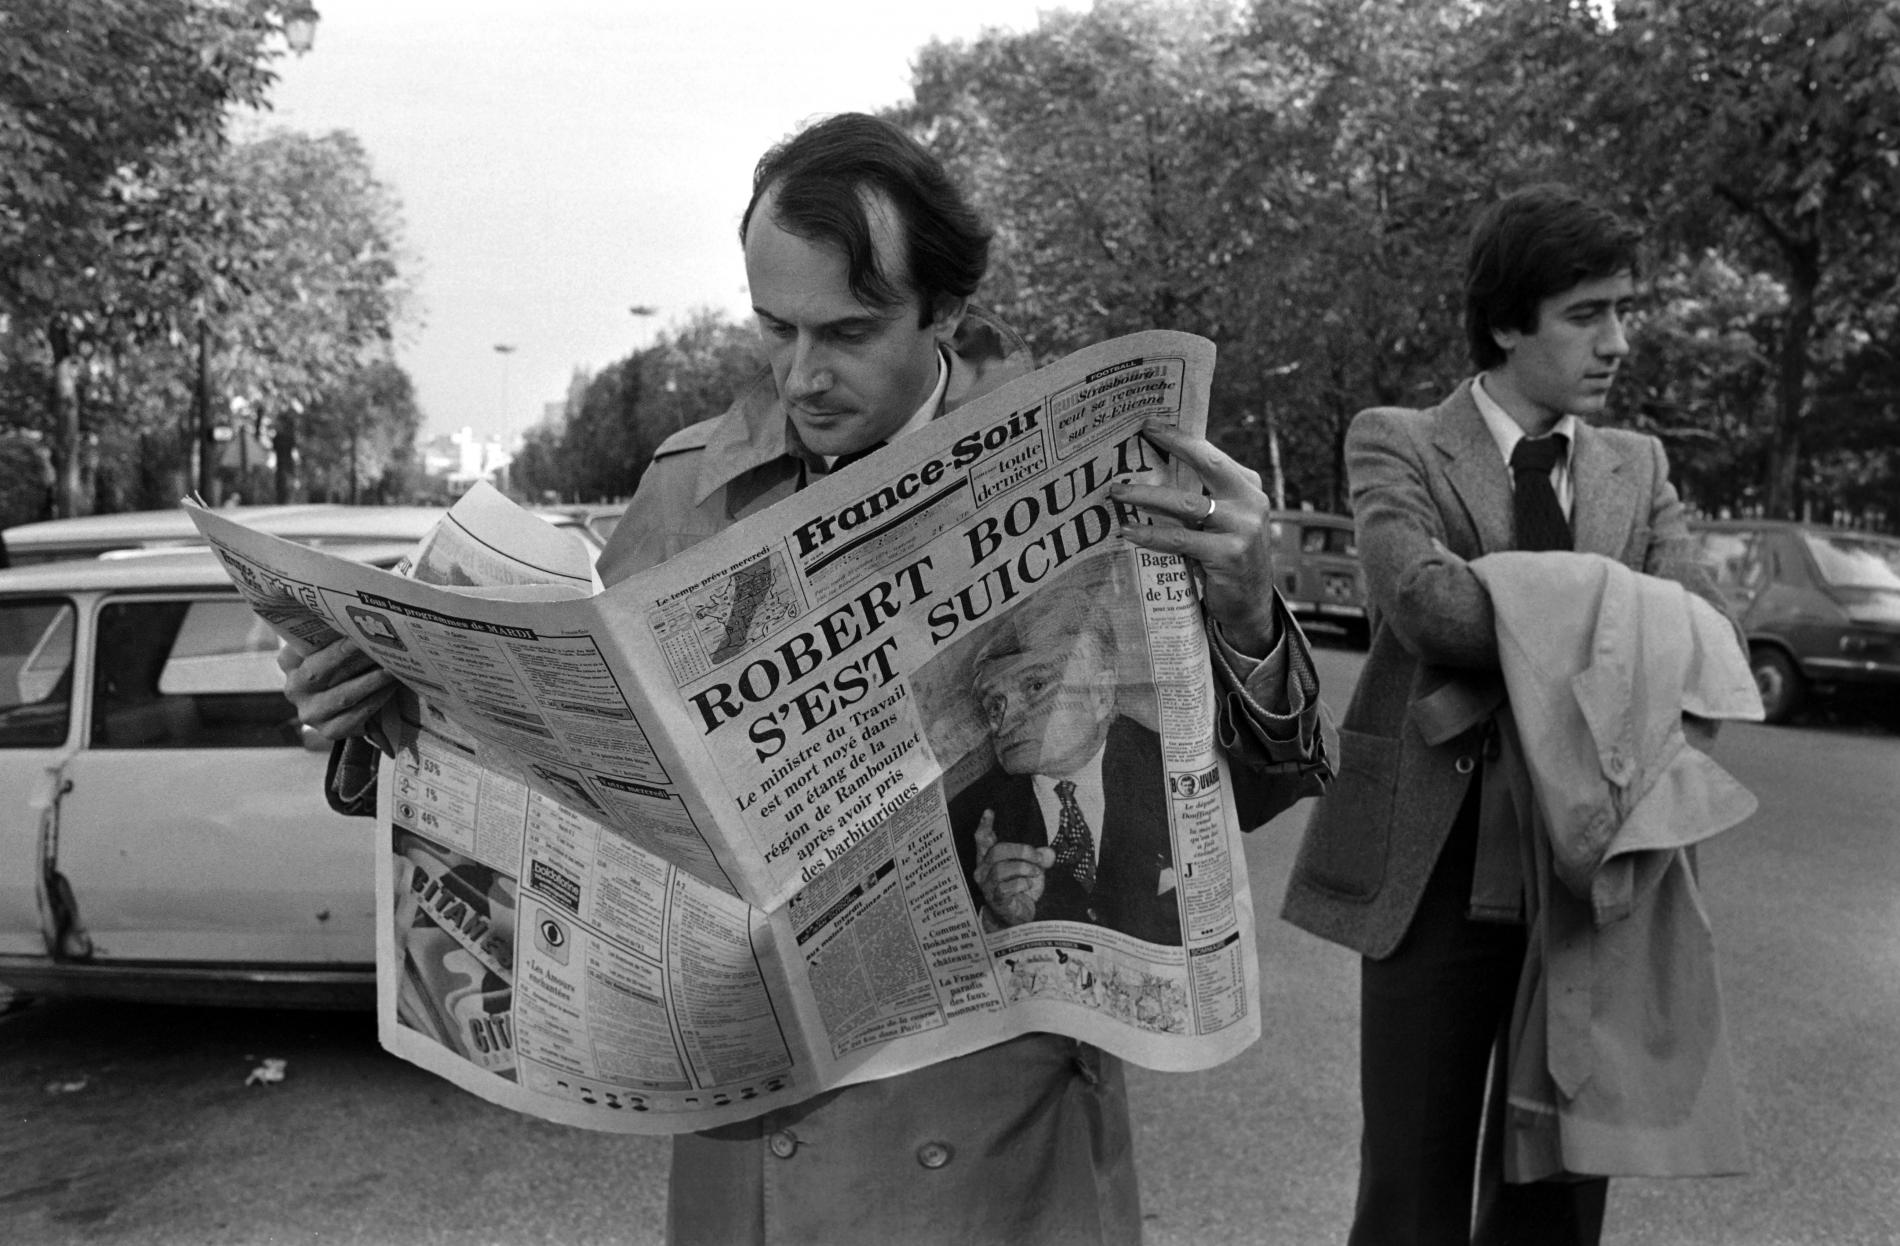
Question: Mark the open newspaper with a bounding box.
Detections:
[188,330,1268,1134]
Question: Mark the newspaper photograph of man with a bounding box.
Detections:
[938,556,1183,946]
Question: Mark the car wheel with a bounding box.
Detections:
[1752,647,1805,724]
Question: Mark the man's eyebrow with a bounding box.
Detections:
[752,305,894,332]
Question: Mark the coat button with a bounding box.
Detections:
[1454,755,1476,775]
[915,1141,954,1169]
[768,1130,798,1159]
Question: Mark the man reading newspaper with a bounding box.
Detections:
[282,112,1333,1246]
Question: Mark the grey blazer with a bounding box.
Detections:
[1281,381,1726,959]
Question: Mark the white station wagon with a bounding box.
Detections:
[0,548,392,1008]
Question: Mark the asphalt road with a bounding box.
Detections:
[1131,643,1900,1246]
[2,642,1895,1246]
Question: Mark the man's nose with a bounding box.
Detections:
[784,335,833,400]
[1598,312,1630,359]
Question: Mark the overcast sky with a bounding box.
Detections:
[262,0,1076,444]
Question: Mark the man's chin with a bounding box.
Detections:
[995,743,1040,775]
[1571,384,1616,413]
[792,411,878,458]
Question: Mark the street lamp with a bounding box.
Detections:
[493,343,517,440]
[1261,360,1300,512]
[283,3,320,55]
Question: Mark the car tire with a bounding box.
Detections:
[1752,647,1805,724]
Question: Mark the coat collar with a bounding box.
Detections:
[1568,418,1639,559]
[1431,378,1636,557]
[1434,380,1515,554]
[687,306,1034,508]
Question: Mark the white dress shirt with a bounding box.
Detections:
[1473,374,1578,520]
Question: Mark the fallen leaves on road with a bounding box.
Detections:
[244,1057,288,1086]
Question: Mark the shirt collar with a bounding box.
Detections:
[1473,374,1579,470]
[1030,738,1109,805]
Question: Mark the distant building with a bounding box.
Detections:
[420,426,516,493]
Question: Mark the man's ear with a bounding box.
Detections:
[1492,324,1522,356]
[930,295,968,344]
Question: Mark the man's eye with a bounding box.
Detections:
[760,320,794,339]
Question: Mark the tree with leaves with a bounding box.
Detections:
[514,312,764,504]
[297,356,424,504]
[203,128,411,503]
[1510,0,1900,520]
[0,0,308,514]
[900,0,1586,510]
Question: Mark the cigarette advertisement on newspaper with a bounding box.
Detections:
[187,330,1268,1135]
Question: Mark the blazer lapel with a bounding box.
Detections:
[1433,383,1516,555]
[1569,422,1639,558]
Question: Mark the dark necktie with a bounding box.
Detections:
[1050,779,1096,894]
[1510,433,1572,552]
[827,441,887,474]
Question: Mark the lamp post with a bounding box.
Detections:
[282,3,320,55]
[1261,360,1300,512]
[493,343,516,439]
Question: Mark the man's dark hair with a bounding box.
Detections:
[739,112,992,326]
[1463,183,1642,370]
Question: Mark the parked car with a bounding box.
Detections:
[1689,519,1900,723]
[0,503,446,566]
[0,548,403,1009]
[532,502,625,550]
[1268,510,1368,645]
[3,501,610,568]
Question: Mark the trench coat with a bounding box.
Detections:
[1469,552,1758,1182]
[593,308,1334,1246]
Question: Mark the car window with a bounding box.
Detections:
[92,598,298,749]
[1802,532,1900,591]
[1695,531,1764,594]
[0,598,74,747]
[158,599,285,694]
[1290,523,1355,557]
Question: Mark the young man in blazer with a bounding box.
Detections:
[1281,184,1730,1245]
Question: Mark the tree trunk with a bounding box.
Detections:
[1330,403,1349,514]
[195,321,222,506]
[1765,244,1818,519]
[272,413,299,502]
[48,321,85,518]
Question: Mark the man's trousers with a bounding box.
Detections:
[1347,783,1608,1246]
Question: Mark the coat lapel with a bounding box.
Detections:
[1433,383,1516,555]
[1568,422,1639,558]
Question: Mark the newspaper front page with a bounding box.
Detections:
[189,330,1266,1135]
